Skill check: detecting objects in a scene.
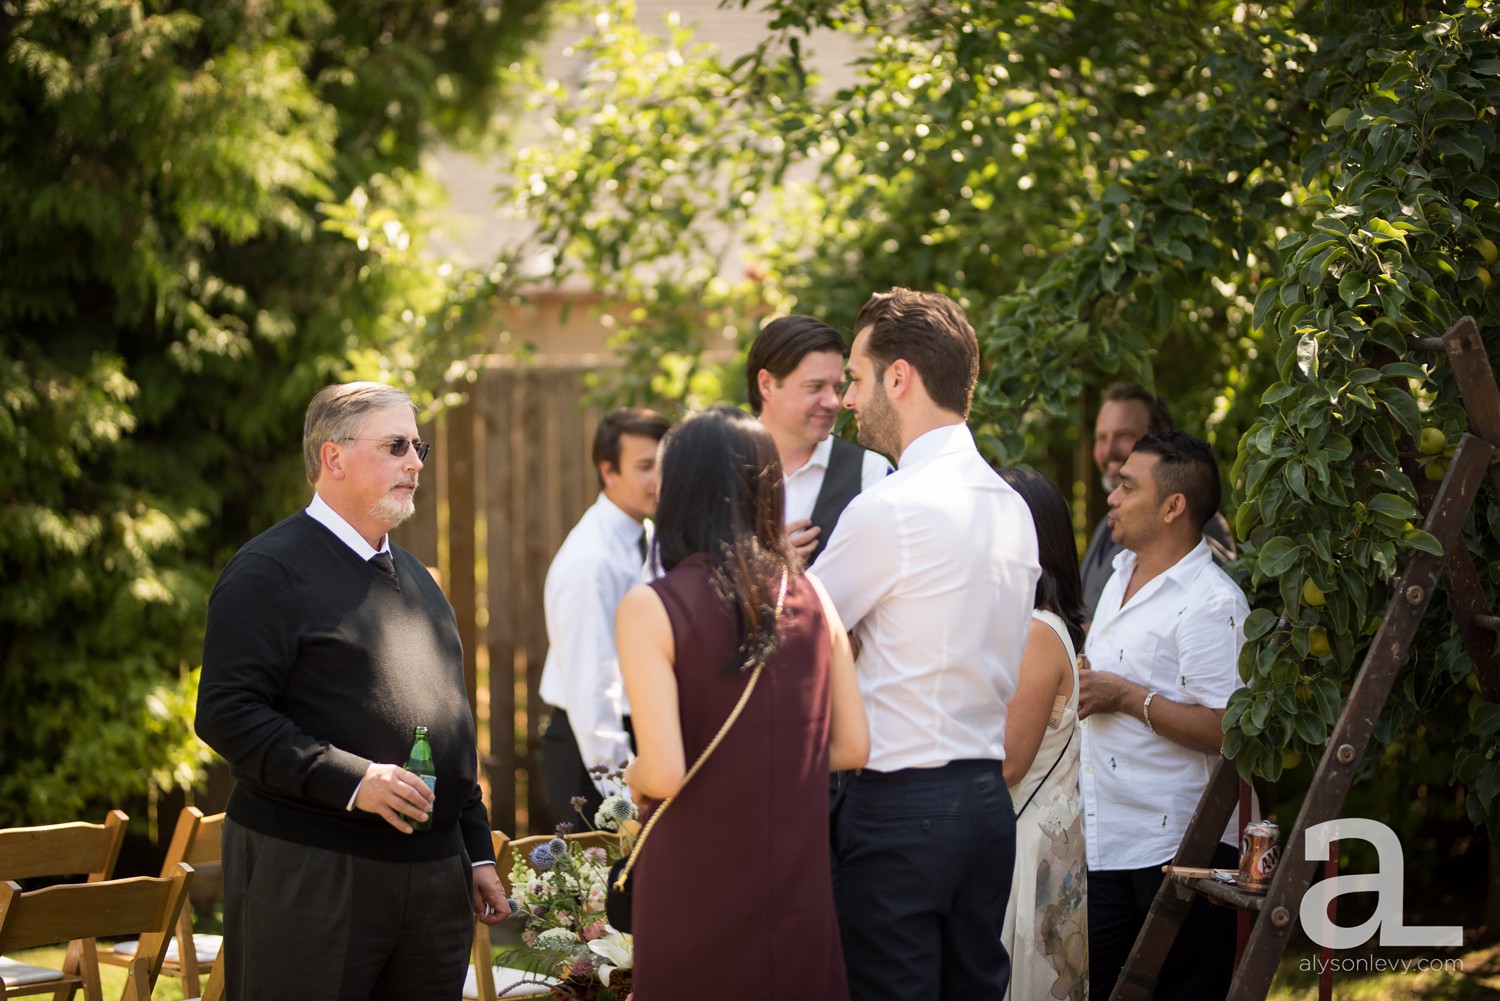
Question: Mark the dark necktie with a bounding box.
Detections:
[637,530,648,562]
[369,551,397,579]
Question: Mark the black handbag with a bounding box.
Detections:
[605,853,634,931]
[605,573,786,933]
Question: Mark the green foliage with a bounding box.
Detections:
[0,0,549,825]
[1226,4,1500,826]
[501,0,796,408]
[504,0,1500,830]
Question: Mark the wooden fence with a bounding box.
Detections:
[394,359,608,838]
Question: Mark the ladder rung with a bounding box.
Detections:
[1164,871,1268,913]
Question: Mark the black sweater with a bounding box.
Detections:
[196,511,492,864]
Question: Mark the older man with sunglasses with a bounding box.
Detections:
[197,382,509,1001]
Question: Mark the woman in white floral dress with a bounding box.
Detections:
[998,466,1088,1000]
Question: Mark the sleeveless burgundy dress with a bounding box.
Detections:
[630,554,849,1000]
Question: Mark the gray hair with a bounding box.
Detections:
[302,382,417,485]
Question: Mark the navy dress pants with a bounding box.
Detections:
[831,759,1016,1001]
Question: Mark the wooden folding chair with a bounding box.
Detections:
[0,863,193,1001]
[99,807,225,998]
[182,940,225,1001]
[0,810,128,995]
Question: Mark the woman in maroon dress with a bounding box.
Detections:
[618,405,868,1001]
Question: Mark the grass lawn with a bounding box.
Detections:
[4,946,190,1000]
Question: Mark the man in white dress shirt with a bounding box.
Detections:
[538,407,670,827]
[815,287,1041,1001]
[745,314,889,565]
[1078,429,1249,1000]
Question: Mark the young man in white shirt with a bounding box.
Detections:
[746,314,889,565]
[538,408,670,828]
[814,287,1040,1001]
[1078,429,1249,1000]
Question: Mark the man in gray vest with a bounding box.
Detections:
[746,315,889,565]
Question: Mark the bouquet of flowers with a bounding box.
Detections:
[497,780,639,1000]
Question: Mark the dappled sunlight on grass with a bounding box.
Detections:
[4,946,188,1000]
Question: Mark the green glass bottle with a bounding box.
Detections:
[405,726,437,832]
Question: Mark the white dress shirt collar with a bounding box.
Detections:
[594,492,646,550]
[773,429,833,480]
[803,434,834,472]
[306,493,388,560]
[1104,539,1215,612]
[896,421,971,471]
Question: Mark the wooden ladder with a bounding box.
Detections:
[1112,315,1500,1000]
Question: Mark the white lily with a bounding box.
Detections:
[587,928,633,986]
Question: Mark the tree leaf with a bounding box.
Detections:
[1378,387,1422,435]
[1474,702,1500,738]
[1364,218,1409,246]
[1294,709,1327,745]
[1368,492,1418,521]
[1244,608,1279,641]
[1338,268,1371,305]
[1257,536,1302,577]
[1402,528,1443,555]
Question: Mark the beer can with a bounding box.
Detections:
[1238,819,1280,894]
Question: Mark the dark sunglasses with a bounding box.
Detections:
[340,436,431,461]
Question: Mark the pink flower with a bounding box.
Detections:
[581,920,608,941]
[583,847,607,865]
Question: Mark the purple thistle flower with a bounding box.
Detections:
[529,844,555,872]
[548,836,568,856]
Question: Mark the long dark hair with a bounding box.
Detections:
[996,466,1086,651]
[653,406,798,673]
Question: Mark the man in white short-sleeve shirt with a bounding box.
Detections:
[1079,429,1249,1001]
[815,287,1039,1001]
[745,314,889,566]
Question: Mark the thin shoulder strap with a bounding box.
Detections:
[1015,727,1074,820]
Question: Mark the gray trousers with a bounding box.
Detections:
[221,818,474,1001]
